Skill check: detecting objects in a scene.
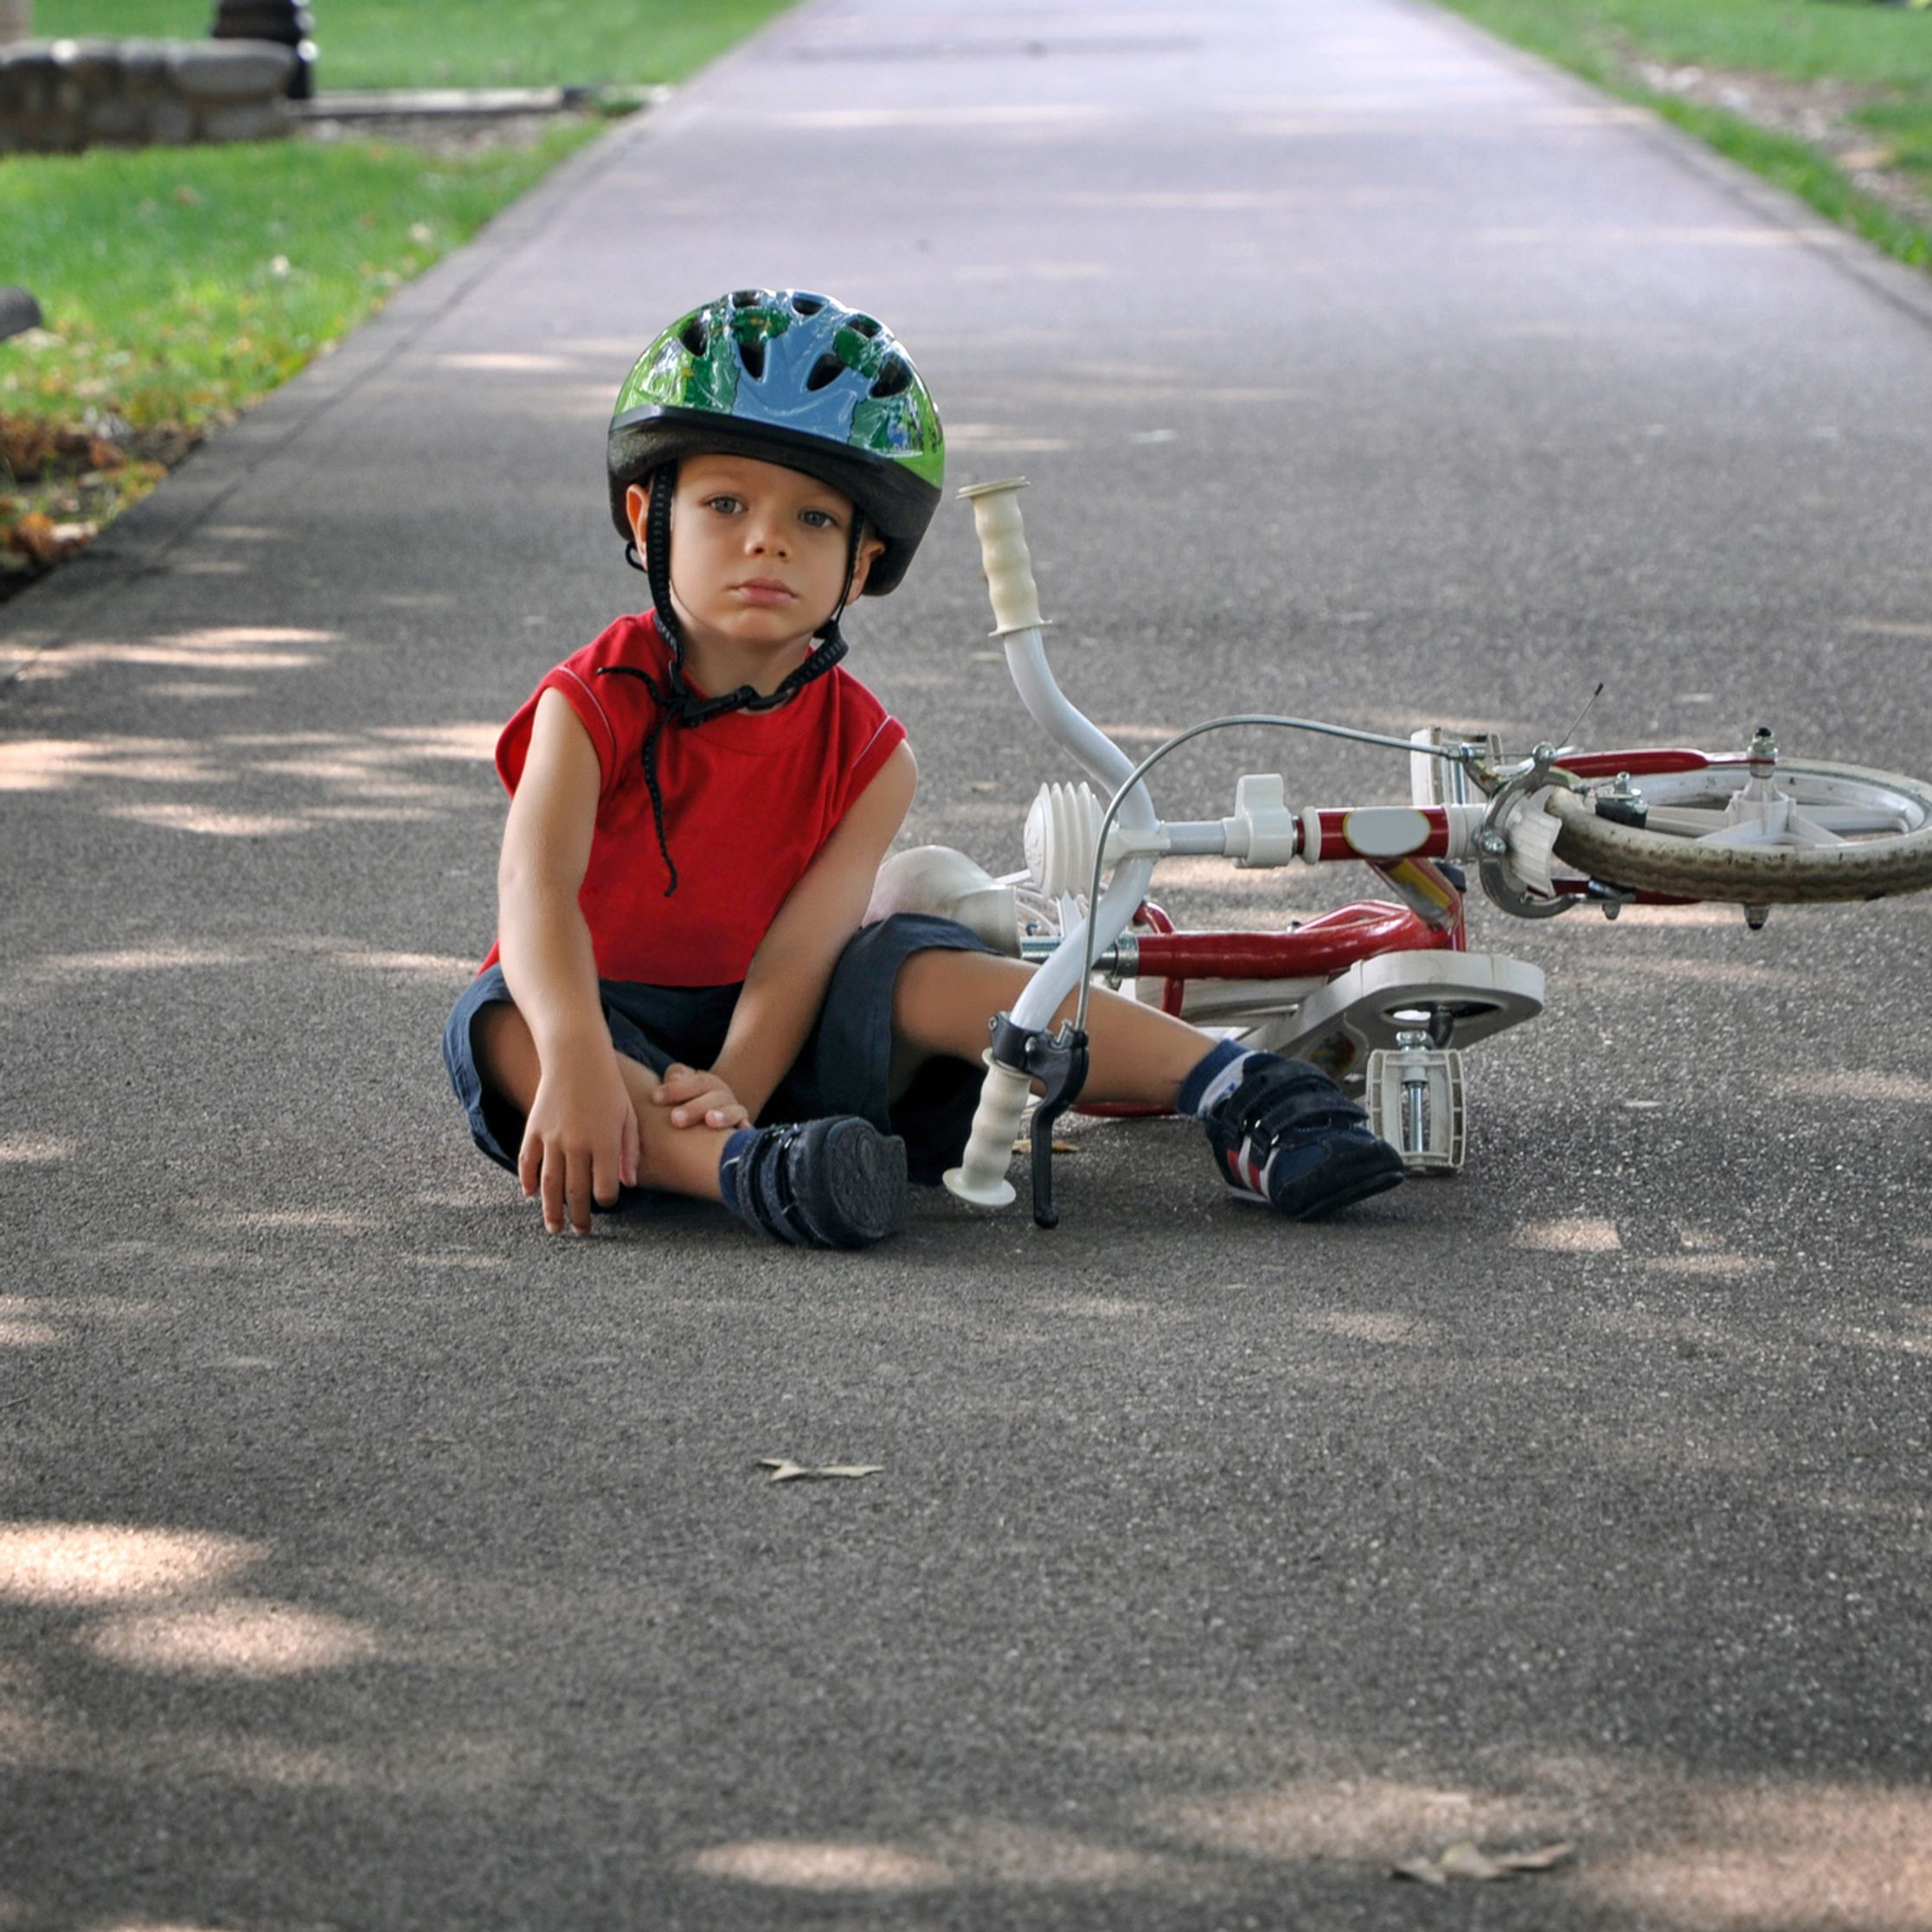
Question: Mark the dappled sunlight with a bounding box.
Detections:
[1640,1253,1768,1278]
[1805,1322,1932,1362]
[102,803,311,837]
[0,1134,77,1164]
[1513,1216,1621,1253]
[1150,1773,1571,1861]
[1610,902,1752,927]
[0,720,498,837]
[84,1922,236,1932]
[368,722,499,761]
[39,946,253,975]
[926,1820,1183,1889]
[0,1316,62,1348]
[1774,1070,1932,1104]
[0,737,228,793]
[687,1839,954,1891]
[1584,1778,1932,1929]
[0,1524,256,1607]
[331,950,476,982]
[1301,1309,1436,1346]
[84,1599,383,1680]
[14,626,332,685]
[1841,618,1932,640]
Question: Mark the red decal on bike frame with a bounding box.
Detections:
[1309,807,1452,860]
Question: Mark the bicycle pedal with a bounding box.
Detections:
[1364,1042,1467,1174]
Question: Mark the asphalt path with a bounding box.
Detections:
[4,1,1931,1926]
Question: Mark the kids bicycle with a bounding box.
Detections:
[866,479,1932,1227]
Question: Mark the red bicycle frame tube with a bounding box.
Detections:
[1133,901,1454,982]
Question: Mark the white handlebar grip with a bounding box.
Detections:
[960,478,1045,637]
[941,1055,1031,1207]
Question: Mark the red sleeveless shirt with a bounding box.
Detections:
[483,613,906,986]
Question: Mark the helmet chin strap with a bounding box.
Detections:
[598,461,857,895]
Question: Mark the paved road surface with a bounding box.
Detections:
[4,1,1930,1926]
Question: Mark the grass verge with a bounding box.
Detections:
[29,0,797,91]
[2,0,797,600]
[1435,0,1932,268]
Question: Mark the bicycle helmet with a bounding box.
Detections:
[597,290,945,895]
[607,287,945,595]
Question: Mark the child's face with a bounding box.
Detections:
[628,453,884,662]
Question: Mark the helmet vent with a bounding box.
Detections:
[870,356,913,398]
[730,288,763,309]
[680,318,709,356]
[806,352,847,393]
[849,315,882,339]
[740,338,767,380]
[791,293,825,316]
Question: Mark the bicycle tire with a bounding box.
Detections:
[1546,757,1932,902]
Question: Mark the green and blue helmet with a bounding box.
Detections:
[607,287,946,595]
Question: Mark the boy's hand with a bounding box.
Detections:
[651,1062,749,1132]
[519,1043,641,1236]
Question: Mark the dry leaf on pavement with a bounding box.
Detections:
[759,1458,884,1484]
[1391,1839,1575,1884]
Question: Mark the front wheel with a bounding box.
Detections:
[1545,754,1932,902]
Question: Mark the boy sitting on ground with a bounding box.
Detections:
[442,287,1402,1245]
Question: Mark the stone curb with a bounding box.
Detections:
[296,84,668,120]
[0,35,295,153]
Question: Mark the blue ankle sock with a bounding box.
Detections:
[1177,1038,1256,1118]
[716,1126,759,1215]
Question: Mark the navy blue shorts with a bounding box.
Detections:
[441,913,997,1187]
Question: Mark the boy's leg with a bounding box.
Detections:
[889,949,1402,1219]
[473,1000,729,1201]
[474,1000,906,1247]
[889,949,1204,1106]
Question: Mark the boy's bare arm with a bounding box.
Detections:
[702,741,918,1121]
[497,689,640,1229]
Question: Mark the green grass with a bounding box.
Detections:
[1436,0,1932,271]
[2,126,600,430]
[1436,0,1932,87]
[0,0,797,583]
[29,0,793,89]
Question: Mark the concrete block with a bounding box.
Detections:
[168,41,293,104]
[199,98,288,143]
[51,37,122,86]
[147,94,195,145]
[119,40,170,93]
[85,93,146,142]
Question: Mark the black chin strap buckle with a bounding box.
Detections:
[988,1015,1090,1230]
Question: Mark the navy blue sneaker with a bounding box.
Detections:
[720,1116,908,1248]
[1200,1053,1404,1219]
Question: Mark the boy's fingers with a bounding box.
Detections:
[565,1152,594,1235]
[540,1147,567,1235]
[620,1110,641,1190]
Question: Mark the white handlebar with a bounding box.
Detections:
[943,1056,1030,1207]
[959,479,1045,636]
[944,479,1160,1210]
